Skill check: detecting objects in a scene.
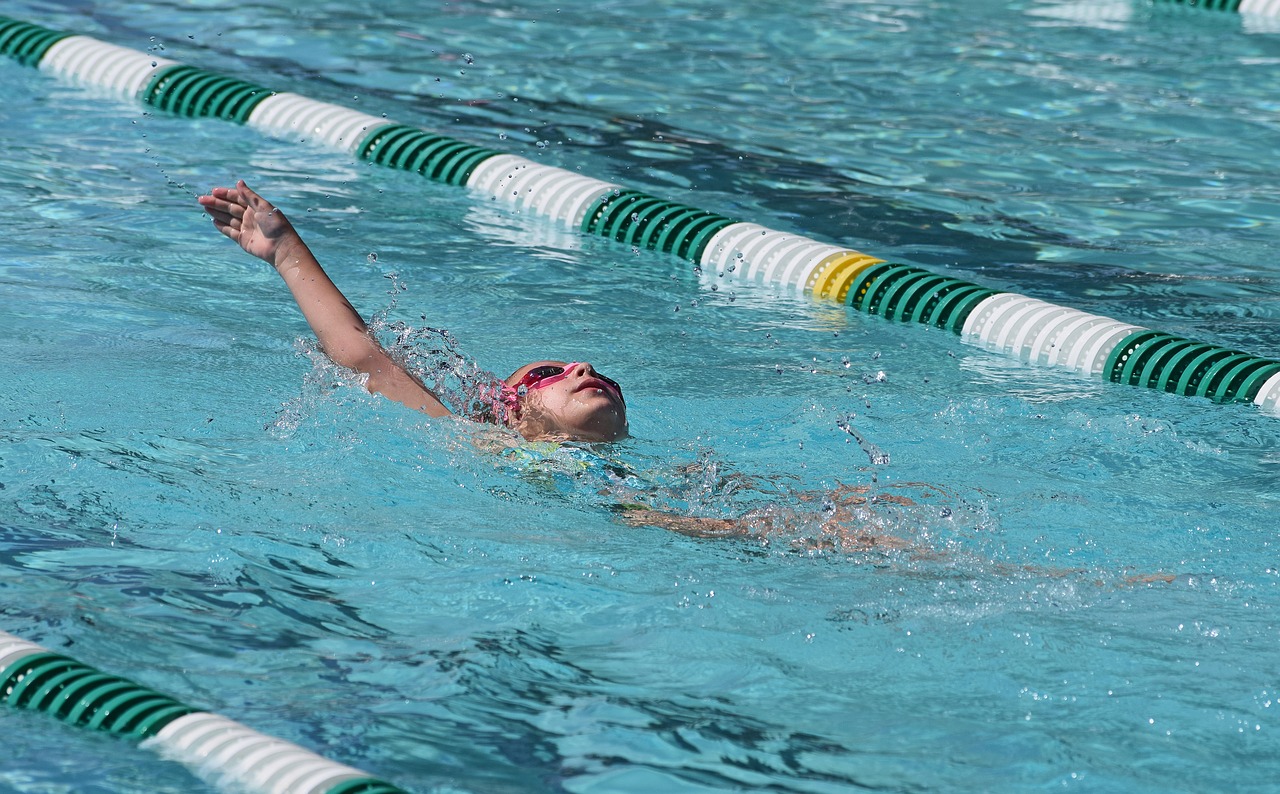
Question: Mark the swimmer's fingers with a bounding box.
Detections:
[236,180,276,215]
[199,203,243,245]
[203,185,251,211]
[199,182,274,220]
[198,194,246,225]
[232,180,295,240]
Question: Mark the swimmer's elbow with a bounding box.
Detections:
[318,333,380,374]
[364,365,452,418]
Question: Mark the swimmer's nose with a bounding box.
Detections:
[572,362,595,377]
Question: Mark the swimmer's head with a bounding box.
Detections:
[501,361,628,443]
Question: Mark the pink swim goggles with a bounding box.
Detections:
[515,362,624,401]
[497,362,624,423]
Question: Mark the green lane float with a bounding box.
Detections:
[3,13,1280,413]
[0,630,410,794]
[1157,0,1280,13]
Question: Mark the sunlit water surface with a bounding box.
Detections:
[2,1,1280,792]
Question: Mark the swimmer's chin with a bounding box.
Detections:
[519,418,629,444]
[526,428,628,444]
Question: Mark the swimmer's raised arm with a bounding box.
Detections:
[198,180,450,418]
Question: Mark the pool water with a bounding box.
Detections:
[3,1,1280,791]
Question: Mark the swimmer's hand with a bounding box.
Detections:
[198,179,452,419]
[198,180,303,269]
[613,506,743,538]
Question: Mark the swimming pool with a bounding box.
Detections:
[3,0,1280,791]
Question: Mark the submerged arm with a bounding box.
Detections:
[198,181,450,417]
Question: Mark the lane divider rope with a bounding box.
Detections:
[0,630,409,793]
[3,14,1279,413]
[1161,0,1280,14]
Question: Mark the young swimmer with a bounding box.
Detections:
[197,181,628,443]
[198,182,1183,584]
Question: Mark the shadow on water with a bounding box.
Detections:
[363,624,923,793]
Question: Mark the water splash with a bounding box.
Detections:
[368,273,509,422]
[837,414,890,466]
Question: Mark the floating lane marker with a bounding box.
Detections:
[0,630,409,793]
[1159,0,1280,14]
[3,14,1279,413]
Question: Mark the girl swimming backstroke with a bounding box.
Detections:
[197,181,1179,584]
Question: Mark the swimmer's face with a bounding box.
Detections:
[506,361,628,443]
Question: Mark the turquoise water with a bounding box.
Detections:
[3,1,1280,791]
